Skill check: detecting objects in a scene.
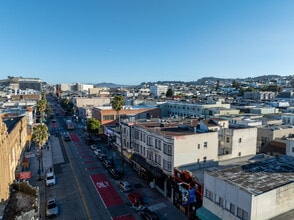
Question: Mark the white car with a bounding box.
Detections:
[46,198,59,217]
[46,172,56,186]
[119,181,132,192]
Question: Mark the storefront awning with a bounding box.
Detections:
[196,207,221,220]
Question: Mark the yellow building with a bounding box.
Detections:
[0,116,27,201]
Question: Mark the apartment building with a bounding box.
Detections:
[72,96,111,108]
[0,116,28,201]
[199,155,294,220]
[218,125,257,160]
[150,84,169,97]
[281,113,294,125]
[160,100,231,118]
[92,106,160,126]
[243,91,276,100]
[19,78,42,91]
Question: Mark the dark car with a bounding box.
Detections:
[103,159,114,169]
[140,208,159,220]
[64,135,70,141]
[108,168,121,180]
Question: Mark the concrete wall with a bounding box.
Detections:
[173,131,218,167]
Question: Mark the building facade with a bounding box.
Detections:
[0,116,27,201]
[200,156,294,220]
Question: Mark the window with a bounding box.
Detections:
[237,207,249,220]
[164,144,172,156]
[205,190,213,201]
[103,115,114,120]
[197,159,200,163]
[239,138,242,143]
[198,144,200,149]
[226,137,230,143]
[215,195,223,207]
[238,152,241,157]
[204,142,207,148]
[203,157,207,163]
[230,203,235,214]
[292,147,294,153]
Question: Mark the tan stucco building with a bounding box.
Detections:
[0,116,27,201]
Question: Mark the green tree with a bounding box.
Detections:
[86,118,101,135]
[37,99,47,122]
[166,88,174,97]
[232,80,240,89]
[32,124,48,180]
[216,80,220,90]
[111,95,125,173]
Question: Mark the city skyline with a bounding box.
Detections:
[1,1,294,85]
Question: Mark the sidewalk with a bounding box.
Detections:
[29,139,54,219]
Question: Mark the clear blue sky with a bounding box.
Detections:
[1,0,294,85]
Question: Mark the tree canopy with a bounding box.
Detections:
[32,124,49,147]
[86,118,101,134]
[166,88,174,97]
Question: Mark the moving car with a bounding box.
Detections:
[119,181,132,192]
[46,198,59,217]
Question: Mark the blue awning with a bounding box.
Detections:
[196,207,221,220]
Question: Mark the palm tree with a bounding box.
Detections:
[32,123,49,180]
[111,95,125,173]
[37,99,47,123]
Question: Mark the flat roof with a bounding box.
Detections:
[209,155,294,195]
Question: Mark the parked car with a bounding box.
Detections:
[86,137,94,145]
[90,144,97,150]
[128,192,142,207]
[103,159,114,169]
[46,198,59,217]
[64,135,70,142]
[46,172,56,186]
[93,149,100,156]
[108,168,121,180]
[119,181,132,192]
[97,151,106,160]
[140,208,159,220]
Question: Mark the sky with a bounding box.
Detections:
[1,0,294,85]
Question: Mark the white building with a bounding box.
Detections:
[286,138,294,157]
[150,84,169,97]
[160,100,231,118]
[132,120,219,177]
[281,113,294,125]
[199,155,294,220]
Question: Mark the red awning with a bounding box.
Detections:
[19,171,32,180]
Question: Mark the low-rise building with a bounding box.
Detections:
[199,155,294,220]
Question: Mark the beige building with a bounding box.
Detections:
[218,126,257,160]
[257,125,294,152]
[72,97,111,108]
[88,87,110,96]
[0,116,27,201]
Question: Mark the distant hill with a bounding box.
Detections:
[93,82,132,88]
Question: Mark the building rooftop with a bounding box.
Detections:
[209,155,294,195]
[3,116,23,133]
[136,119,205,136]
